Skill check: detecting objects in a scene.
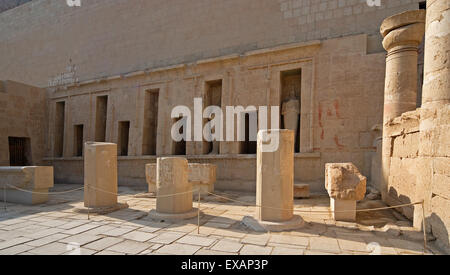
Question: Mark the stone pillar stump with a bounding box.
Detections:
[149,157,199,220]
[242,129,304,232]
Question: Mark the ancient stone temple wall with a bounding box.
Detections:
[0,81,48,167]
[381,1,450,252]
[0,0,422,87]
[44,33,388,193]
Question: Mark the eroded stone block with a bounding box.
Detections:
[325,163,367,222]
[0,166,54,205]
[294,183,310,199]
[84,142,118,208]
[146,162,216,195]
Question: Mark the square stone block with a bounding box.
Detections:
[294,183,310,199]
[84,142,118,208]
[0,166,54,205]
[331,198,356,222]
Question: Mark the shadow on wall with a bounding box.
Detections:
[387,187,415,220]
[429,213,450,254]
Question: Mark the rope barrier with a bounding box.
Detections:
[5,184,84,195]
[205,191,423,214]
[88,185,194,198]
[3,182,429,251]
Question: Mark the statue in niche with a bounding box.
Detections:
[282,87,300,141]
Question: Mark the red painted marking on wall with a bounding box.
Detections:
[318,103,323,128]
[327,108,332,117]
[334,135,344,149]
[334,100,341,118]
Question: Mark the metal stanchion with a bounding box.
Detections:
[3,184,6,213]
[422,201,428,251]
[197,189,201,234]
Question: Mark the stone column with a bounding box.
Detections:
[243,129,304,232]
[82,142,127,213]
[421,0,450,108]
[149,157,199,220]
[415,0,450,240]
[380,10,425,200]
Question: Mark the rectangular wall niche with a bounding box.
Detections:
[118,121,130,156]
[203,80,222,155]
[74,124,84,157]
[240,111,258,154]
[281,69,301,153]
[172,117,187,156]
[95,96,108,142]
[54,101,65,157]
[8,137,32,166]
[143,89,159,155]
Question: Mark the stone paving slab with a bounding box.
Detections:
[0,184,442,255]
[106,240,152,254]
[211,239,243,253]
[156,243,202,255]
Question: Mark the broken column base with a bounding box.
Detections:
[148,208,201,222]
[331,198,356,222]
[73,202,129,215]
[242,215,305,233]
[3,189,50,205]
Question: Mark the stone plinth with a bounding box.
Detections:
[380,10,426,201]
[145,163,157,193]
[146,163,216,196]
[149,157,199,221]
[243,129,304,232]
[294,183,310,199]
[0,166,54,205]
[189,163,216,195]
[325,163,367,222]
[82,142,127,213]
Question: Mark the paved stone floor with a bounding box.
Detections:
[0,184,444,255]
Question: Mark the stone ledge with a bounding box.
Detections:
[44,152,321,161]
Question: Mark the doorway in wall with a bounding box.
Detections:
[8,137,32,166]
[118,121,130,156]
[143,89,159,155]
[74,124,84,157]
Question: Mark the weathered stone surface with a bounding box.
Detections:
[256,129,295,222]
[0,166,54,205]
[189,163,216,195]
[325,163,366,201]
[380,10,426,37]
[294,183,310,199]
[84,142,118,208]
[243,129,304,232]
[146,163,216,195]
[156,157,191,214]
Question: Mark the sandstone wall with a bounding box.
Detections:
[0,0,421,87]
[44,33,386,192]
[385,106,450,252]
[0,80,48,166]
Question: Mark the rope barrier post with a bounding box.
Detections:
[197,189,201,235]
[422,201,427,251]
[87,183,90,221]
[3,184,6,213]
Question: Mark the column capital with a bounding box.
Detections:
[381,10,426,52]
